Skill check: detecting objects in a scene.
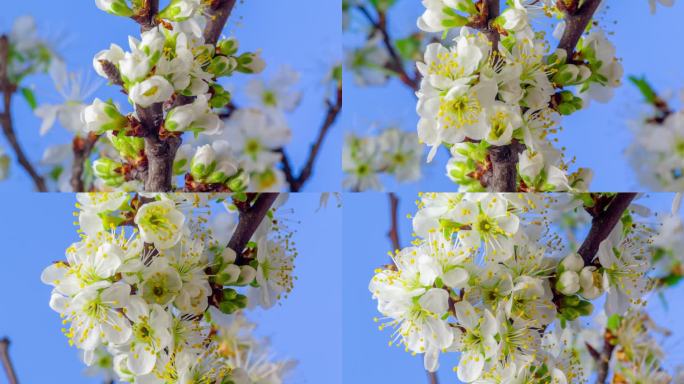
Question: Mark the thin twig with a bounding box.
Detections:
[0,35,47,192]
[203,0,238,45]
[594,329,616,384]
[132,0,159,31]
[385,193,439,384]
[388,192,400,251]
[0,338,19,384]
[577,193,637,265]
[356,4,419,91]
[279,80,343,192]
[71,133,100,192]
[228,193,279,259]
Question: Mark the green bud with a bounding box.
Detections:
[108,131,144,160]
[235,52,265,74]
[93,157,124,187]
[217,38,239,56]
[210,84,232,109]
[207,56,238,77]
[227,170,250,192]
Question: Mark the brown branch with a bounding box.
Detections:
[137,103,181,192]
[594,330,616,384]
[70,133,100,192]
[469,0,519,192]
[0,35,48,192]
[0,338,19,384]
[577,193,637,265]
[131,0,159,31]
[356,4,419,91]
[388,192,400,251]
[385,193,439,384]
[278,80,343,192]
[228,193,279,259]
[203,0,238,46]
[557,0,602,56]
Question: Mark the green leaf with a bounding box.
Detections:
[628,75,657,104]
[21,87,38,110]
[606,314,621,332]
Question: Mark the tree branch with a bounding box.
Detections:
[278,79,343,192]
[356,4,419,91]
[0,338,19,384]
[71,133,100,192]
[132,0,159,31]
[577,193,637,265]
[228,193,279,258]
[137,103,180,192]
[203,0,238,45]
[557,0,602,56]
[385,193,439,384]
[594,329,616,384]
[0,35,48,192]
[388,193,400,251]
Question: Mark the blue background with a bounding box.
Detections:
[0,193,342,383]
[342,2,684,192]
[0,0,341,192]
[343,192,684,383]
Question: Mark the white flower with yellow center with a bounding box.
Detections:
[134,199,186,250]
[121,297,173,375]
[452,300,499,383]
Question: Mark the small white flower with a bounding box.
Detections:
[134,199,185,250]
[129,76,174,107]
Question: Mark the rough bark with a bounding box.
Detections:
[203,0,238,45]
[228,193,279,258]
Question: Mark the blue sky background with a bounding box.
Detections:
[0,0,341,192]
[0,193,341,383]
[343,192,684,383]
[342,2,684,192]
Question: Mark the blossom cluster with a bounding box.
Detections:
[414,1,621,191]
[342,127,422,191]
[627,83,684,191]
[42,192,297,383]
[368,193,682,382]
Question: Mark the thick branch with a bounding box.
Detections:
[356,5,419,91]
[228,193,279,258]
[0,35,47,192]
[203,0,238,45]
[557,0,602,56]
[279,81,343,191]
[137,104,180,192]
[577,193,637,265]
[71,133,100,192]
[0,338,19,384]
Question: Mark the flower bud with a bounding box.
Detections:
[93,44,125,79]
[158,0,200,21]
[236,51,265,74]
[209,84,232,109]
[221,247,237,264]
[165,103,197,133]
[95,0,134,17]
[227,170,250,192]
[553,64,580,86]
[139,28,165,63]
[108,131,144,160]
[119,51,151,84]
[207,56,238,77]
[82,98,128,134]
[556,270,580,295]
[579,266,604,300]
[216,264,241,285]
[237,265,256,285]
[206,160,239,184]
[190,144,217,179]
[129,76,174,107]
[218,288,247,314]
[217,37,239,56]
[560,252,584,273]
[93,157,124,187]
[173,144,193,175]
